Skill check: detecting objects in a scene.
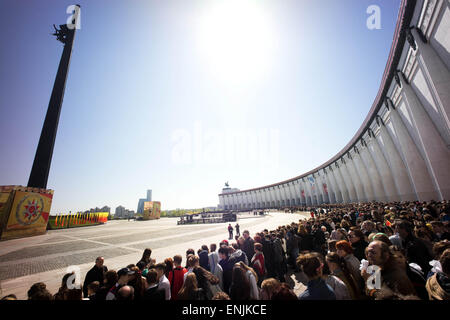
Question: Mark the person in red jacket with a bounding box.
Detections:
[168,255,187,300]
[251,243,265,286]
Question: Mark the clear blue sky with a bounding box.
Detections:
[0,0,401,213]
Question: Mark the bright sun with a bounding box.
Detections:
[195,0,277,87]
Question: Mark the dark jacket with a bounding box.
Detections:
[298,233,314,252]
[199,250,210,271]
[352,239,368,261]
[406,264,428,300]
[299,278,336,300]
[243,237,255,261]
[402,234,433,275]
[143,285,165,301]
[219,256,236,294]
[261,238,275,273]
[83,265,108,298]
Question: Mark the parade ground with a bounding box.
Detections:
[0,211,309,299]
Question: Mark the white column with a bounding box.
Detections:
[269,187,276,208]
[263,188,270,208]
[256,190,262,208]
[329,166,344,203]
[334,163,350,203]
[295,180,303,205]
[277,185,284,207]
[323,169,337,203]
[346,155,366,202]
[304,177,314,205]
[286,182,294,207]
[399,73,450,200]
[317,171,328,203]
[340,159,358,202]
[360,143,386,201]
[281,184,288,207]
[299,179,307,205]
[353,149,376,202]
[377,121,416,201]
[412,28,450,139]
[366,133,398,201]
[312,174,322,204]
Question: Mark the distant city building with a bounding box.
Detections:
[137,189,152,214]
[115,206,126,218]
[114,206,135,218]
[84,205,111,214]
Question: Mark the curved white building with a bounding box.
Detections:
[219,0,450,210]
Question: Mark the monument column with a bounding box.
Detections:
[377,117,416,200]
[410,28,450,136]
[398,71,450,200]
[366,130,398,201]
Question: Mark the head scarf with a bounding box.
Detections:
[208,252,220,274]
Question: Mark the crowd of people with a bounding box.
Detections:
[2,200,450,301]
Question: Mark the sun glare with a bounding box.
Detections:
[195,0,277,87]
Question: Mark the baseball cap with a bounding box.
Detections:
[117,268,134,277]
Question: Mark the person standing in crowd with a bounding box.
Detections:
[106,268,134,300]
[208,249,224,290]
[395,220,433,275]
[155,263,171,300]
[272,233,287,282]
[178,273,206,300]
[82,256,107,298]
[185,255,200,281]
[336,240,363,289]
[251,243,265,286]
[426,248,450,300]
[229,264,252,300]
[237,261,260,300]
[218,246,235,294]
[390,245,428,300]
[168,255,187,300]
[260,278,281,300]
[96,270,118,300]
[326,252,360,300]
[349,229,368,261]
[430,222,450,241]
[143,269,165,301]
[235,223,240,237]
[210,243,217,253]
[127,266,146,301]
[86,281,100,300]
[363,241,417,298]
[230,243,249,265]
[198,245,211,271]
[228,224,234,240]
[242,230,255,261]
[185,248,195,269]
[117,285,134,301]
[193,266,221,299]
[297,253,336,300]
[271,283,298,300]
[137,248,153,268]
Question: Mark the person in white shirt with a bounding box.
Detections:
[155,263,171,300]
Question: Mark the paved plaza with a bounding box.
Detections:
[0,211,309,299]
